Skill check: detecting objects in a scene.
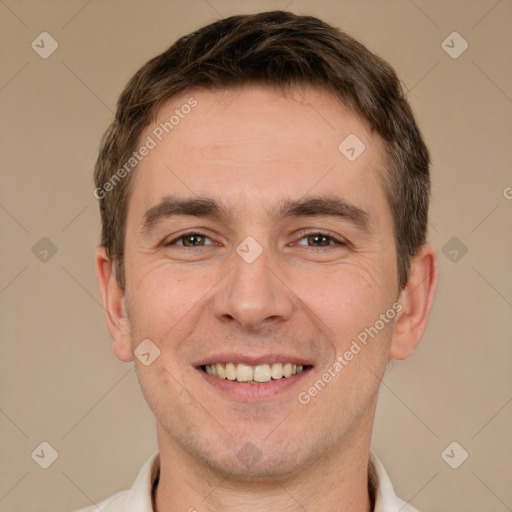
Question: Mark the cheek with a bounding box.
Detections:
[135,363,196,438]
[289,260,391,338]
[126,262,208,343]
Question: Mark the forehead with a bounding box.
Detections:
[129,84,390,226]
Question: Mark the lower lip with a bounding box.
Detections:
[197,367,312,401]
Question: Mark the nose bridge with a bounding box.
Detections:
[214,237,293,330]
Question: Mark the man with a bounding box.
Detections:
[84,10,438,512]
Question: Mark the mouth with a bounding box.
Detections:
[201,362,309,384]
[195,356,313,401]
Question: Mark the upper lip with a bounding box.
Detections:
[194,353,313,368]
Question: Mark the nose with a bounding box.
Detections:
[213,242,294,332]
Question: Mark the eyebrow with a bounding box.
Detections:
[140,194,372,236]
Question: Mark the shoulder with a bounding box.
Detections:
[389,496,422,512]
[70,450,159,512]
[72,490,128,511]
[370,451,423,512]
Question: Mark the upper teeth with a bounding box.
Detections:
[204,362,304,383]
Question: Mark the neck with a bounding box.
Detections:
[153,418,375,512]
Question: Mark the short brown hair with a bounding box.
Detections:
[94,10,430,291]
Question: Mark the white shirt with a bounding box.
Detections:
[74,451,420,512]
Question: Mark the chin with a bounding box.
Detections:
[187,430,318,481]
[207,449,305,481]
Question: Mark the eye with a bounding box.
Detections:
[295,231,346,248]
[165,231,214,247]
[163,231,346,249]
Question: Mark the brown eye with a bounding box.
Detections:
[166,232,213,247]
[182,234,205,247]
[307,234,331,247]
[295,232,345,248]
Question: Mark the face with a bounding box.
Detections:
[119,85,403,478]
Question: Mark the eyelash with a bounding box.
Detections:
[165,230,346,248]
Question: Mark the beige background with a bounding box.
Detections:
[1,0,511,511]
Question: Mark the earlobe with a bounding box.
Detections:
[94,247,133,362]
[389,244,438,360]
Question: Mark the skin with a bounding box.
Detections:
[95,84,438,512]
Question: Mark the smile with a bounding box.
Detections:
[203,362,306,383]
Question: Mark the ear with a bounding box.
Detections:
[390,243,438,360]
[94,246,133,362]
